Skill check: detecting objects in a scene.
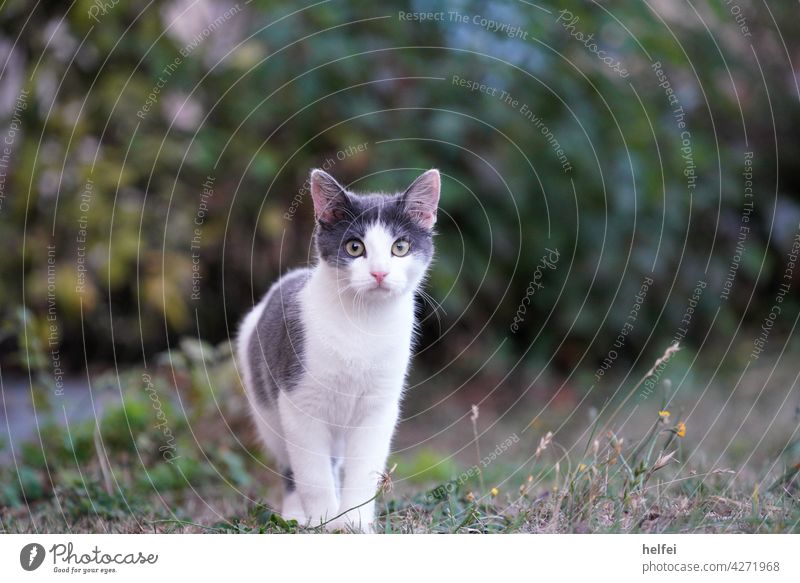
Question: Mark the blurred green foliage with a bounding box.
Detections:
[1,0,798,383]
[0,337,255,514]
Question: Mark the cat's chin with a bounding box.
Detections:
[346,283,406,300]
[374,289,399,301]
[364,285,398,298]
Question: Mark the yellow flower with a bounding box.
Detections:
[578,463,586,472]
[658,410,671,420]
[466,491,475,502]
[490,487,499,497]
[675,421,686,438]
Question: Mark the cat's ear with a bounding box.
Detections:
[403,169,440,230]
[310,169,350,224]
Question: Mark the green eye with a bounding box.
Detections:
[392,239,410,257]
[345,239,365,257]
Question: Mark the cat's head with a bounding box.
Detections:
[310,168,440,299]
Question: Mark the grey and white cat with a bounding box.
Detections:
[237,168,440,531]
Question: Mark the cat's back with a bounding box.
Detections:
[237,268,311,405]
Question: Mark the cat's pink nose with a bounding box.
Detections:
[370,271,388,284]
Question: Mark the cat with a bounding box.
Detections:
[236,168,440,532]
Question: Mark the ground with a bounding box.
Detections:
[1,340,798,533]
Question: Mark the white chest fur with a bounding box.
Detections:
[295,266,415,422]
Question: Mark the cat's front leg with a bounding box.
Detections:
[278,392,339,528]
[331,401,400,533]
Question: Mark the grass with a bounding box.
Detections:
[1,341,799,534]
[3,443,798,534]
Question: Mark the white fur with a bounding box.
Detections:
[239,224,426,532]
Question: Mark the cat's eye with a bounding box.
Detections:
[344,239,365,257]
[392,239,411,257]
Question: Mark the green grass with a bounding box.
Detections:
[3,457,798,533]
[2,341,798,534]
[3,407,797,534]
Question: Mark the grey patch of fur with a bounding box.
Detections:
[282,467,295,492]
[331,456,342,494]
[247,268,310,405]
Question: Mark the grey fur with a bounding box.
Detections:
[331,456,342,494]
[282,467,295,492]
[247,268,311,404]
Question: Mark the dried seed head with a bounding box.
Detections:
[535,431,554,457]
[646,342,680,378]
[652,451,677,472]
[378,463,398,494]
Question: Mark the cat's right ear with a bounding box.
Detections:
[310,169,350,224]
[402,169,440,230]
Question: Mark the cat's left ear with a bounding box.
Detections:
[310,169,350,224]
[402,169,440,230]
